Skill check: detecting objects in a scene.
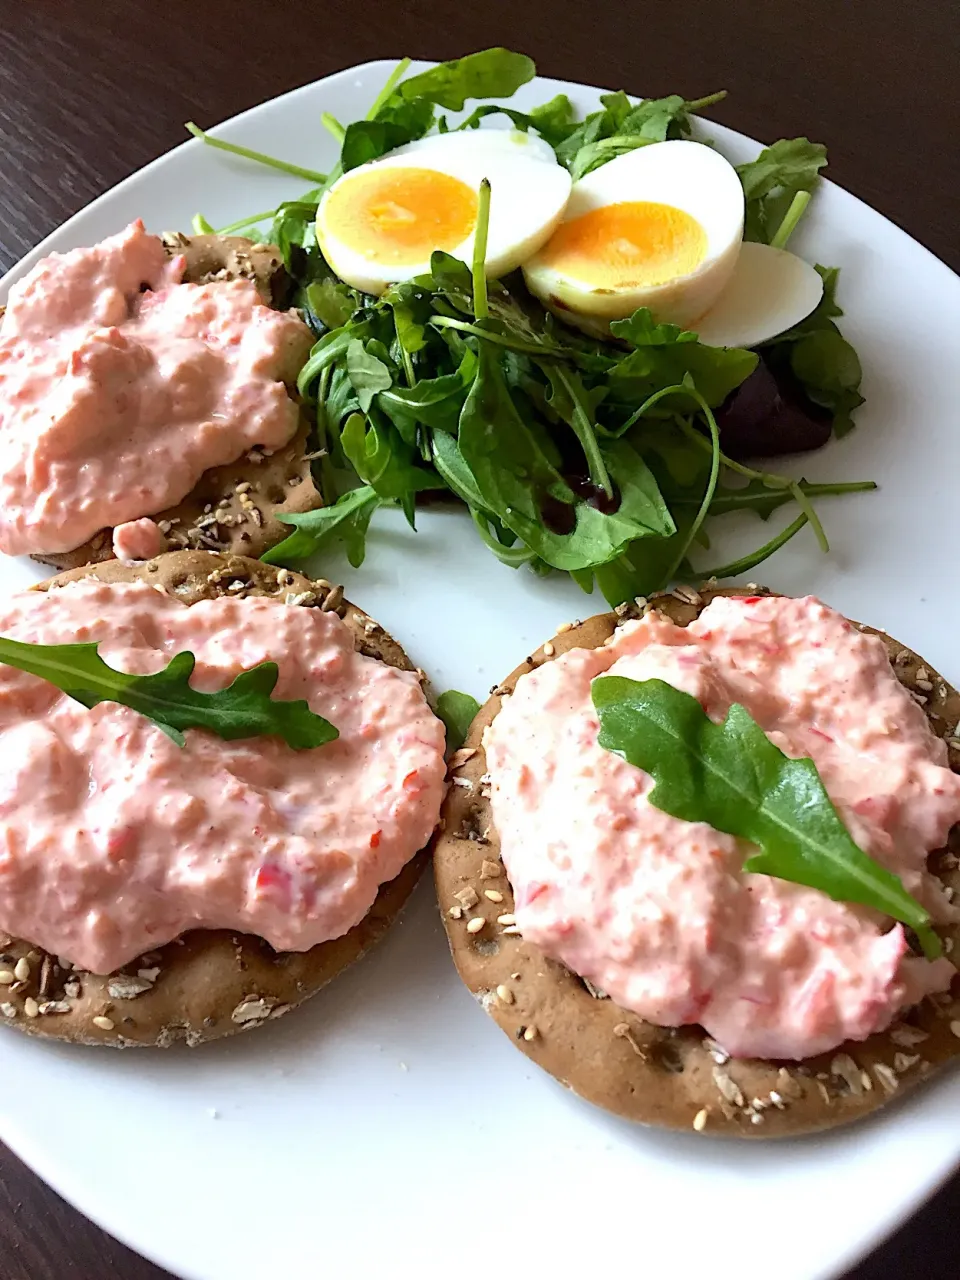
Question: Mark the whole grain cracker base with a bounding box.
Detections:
[0,551,428,1048]
[433,585,960,1138]
[33,234,322,572]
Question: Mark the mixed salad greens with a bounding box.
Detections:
[189,47,872,605]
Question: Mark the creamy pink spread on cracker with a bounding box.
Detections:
[112,517,166,563]
[485,595,960,1059]
[0,579,445,973]
[0,221,311,556]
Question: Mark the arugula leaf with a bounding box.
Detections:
[263,486,382,568]
[265,196,321,265]
[457,341,573,543]
[675,475,876,519]
[600,438,678,539]
[340,412,447,508]
[395,49,535,111]
[382,281,431,359]
[372,95,436,139]
[345,338,393,412]
[324,364,361,434]
[618,93,716,140]
[527,94,580,142]
[340,412,390,484]
[609,310,700,348]
[336,48,536,171]
[458,347,674,572]
[0,639,338,751]
[417,249,477,311]
[539,362,612,494]
[335,78,434,173]
[597,506,700,600]
[456,94,578,147]
[378,357,475,435]
[430,430,490,510]
[436,689,481,751]
[608,310,758,410]
[788,330,864,435]
[736,138,828,244]
[592,676,940,959]
[340,117,429,172]
[762,266,864,436]
[304,277,363,332]
[557,90,725,180]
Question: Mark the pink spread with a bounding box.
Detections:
[0,580,446,973]
[485,595,960,1060]
[0,221,312,556]
[112,518,166,563]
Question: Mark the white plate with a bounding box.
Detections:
[1,59,959,1280]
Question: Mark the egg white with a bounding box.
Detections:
[388,127,560,167]
[522,139,745,334]
[688,241,824,348]
[316,131,573,295]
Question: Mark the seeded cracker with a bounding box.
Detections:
[33,235,322,572]
[433,586,960,1138]
[0,551,429,1048]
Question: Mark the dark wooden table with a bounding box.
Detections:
[0,1,957,1276]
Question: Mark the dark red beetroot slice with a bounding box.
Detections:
[716,357,832,460]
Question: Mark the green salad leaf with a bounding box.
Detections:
[736,137,828,244]
[266,194,323,259]
[394,48,535,112]
[345,339,393,412]
[592,676,940,959]
[556,90,726,180]
[436,689,482,752]
[339,119,417,172]
[304,275,362,332]
[263,486,383,568]
[0,639,338,751]
[456,94,579,147]
[607,310,759,409]
[762,266,865,436]
[336,50,536,171]
[341,411,447,508]
[789,329,864,434]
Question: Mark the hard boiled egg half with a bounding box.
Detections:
[316,130,572,295]
[522,139,823,348]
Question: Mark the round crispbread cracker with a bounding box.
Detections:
[433,585,960,1138]
[0,551,430,1048]
[32,234,322,572]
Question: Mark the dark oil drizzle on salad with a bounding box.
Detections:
[540,476,622,533]
[568,474,622,514]
[540,492,577,535]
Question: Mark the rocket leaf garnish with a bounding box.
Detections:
[0,638,338,750]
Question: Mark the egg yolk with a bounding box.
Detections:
[323,167,478,265]
[537,201,707,289]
